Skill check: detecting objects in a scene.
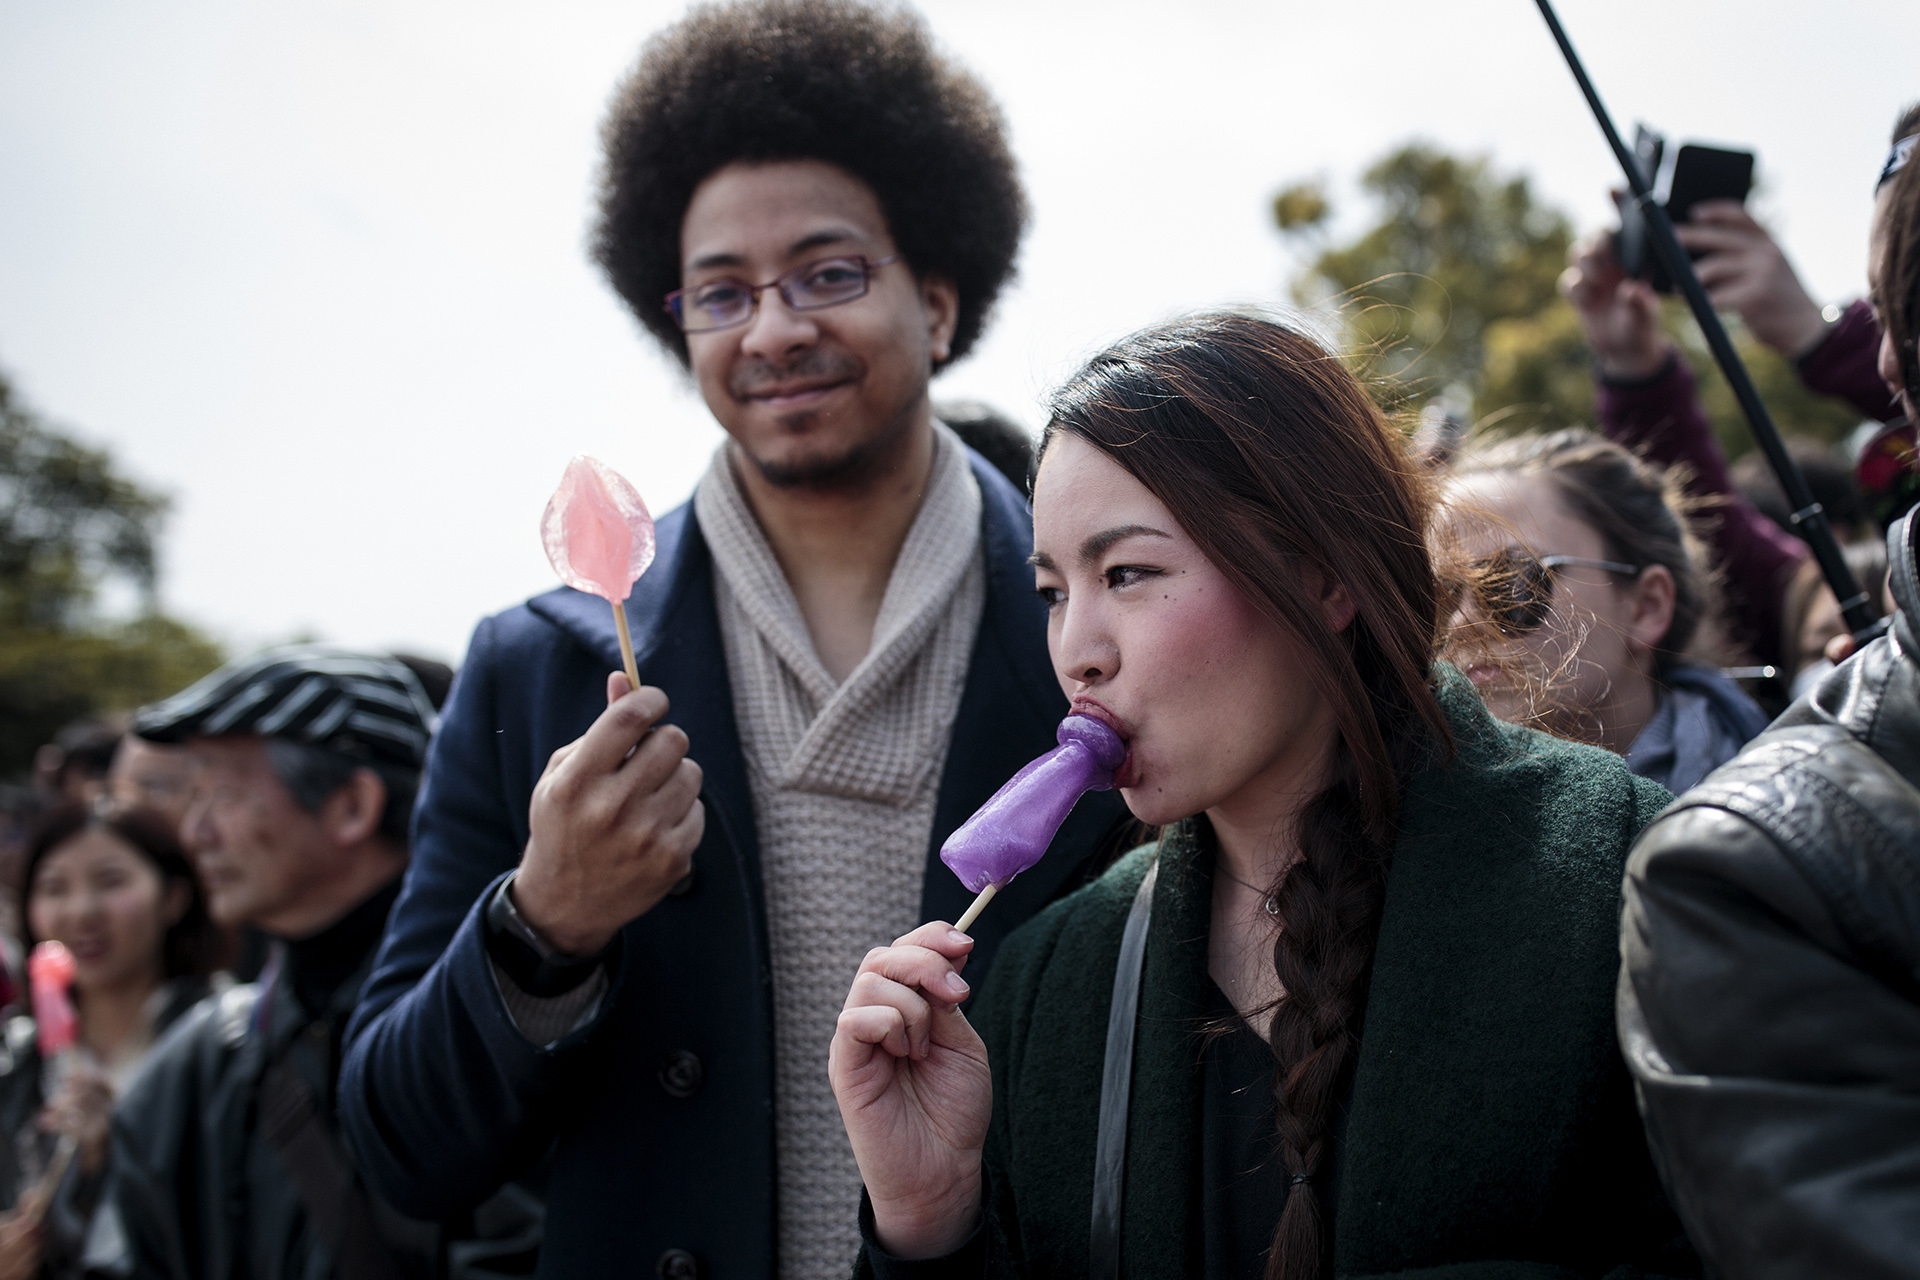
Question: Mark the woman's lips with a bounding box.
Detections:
[1069,696,1130,740]
[1463,662,1502,689]
[1069,697,1139,788]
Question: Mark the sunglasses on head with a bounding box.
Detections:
[1456,547,1643,636]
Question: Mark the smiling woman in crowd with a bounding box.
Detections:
[829,313,1696,1279]
[0,805,220,1280]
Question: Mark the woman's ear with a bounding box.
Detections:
[163,879,191,929]
[1320,576,1359,634]
[1626,564,1677,656]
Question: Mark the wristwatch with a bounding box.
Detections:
[483,874,611,997]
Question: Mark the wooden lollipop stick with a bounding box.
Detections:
[610,600,642,693]
[953,883,1000,935]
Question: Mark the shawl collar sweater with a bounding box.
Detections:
[697,425,986,1277]
[892,669,1696,1279]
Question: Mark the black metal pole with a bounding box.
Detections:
[1532,0,1883,643]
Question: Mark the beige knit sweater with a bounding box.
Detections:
[693,425,986,1279]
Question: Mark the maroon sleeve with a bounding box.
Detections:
[1796,299,1901,424]
[1595,354,1808,669]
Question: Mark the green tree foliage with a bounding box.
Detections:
[1271,181,1330,235]
[1277,143,1863,452]
[0,373,222,776]
[1278,145,1574,417]
[0,379,165,628]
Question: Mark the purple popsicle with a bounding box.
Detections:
[941,715,1128,907]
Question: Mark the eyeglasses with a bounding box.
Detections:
[663,254,900,333]
[1455,547,1643,636]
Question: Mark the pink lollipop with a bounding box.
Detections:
[28,941,77,1057]
[542,455,657,691]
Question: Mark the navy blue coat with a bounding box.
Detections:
[338,450,1129,1278]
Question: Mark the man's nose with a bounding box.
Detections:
[737,289,820,362]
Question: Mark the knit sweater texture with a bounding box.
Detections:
[696,424,986,1278]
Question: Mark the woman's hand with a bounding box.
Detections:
[41,1063,114,1175]
[1561,230,1671,380]
[830,922,990,1260]
[0,1198,44,1280]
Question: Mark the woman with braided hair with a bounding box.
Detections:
[830,313,1696,1278]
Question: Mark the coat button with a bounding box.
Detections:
[656,1249,700,1279]
[658,1050,704,1099]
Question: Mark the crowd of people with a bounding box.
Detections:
[0,1,1914,1277]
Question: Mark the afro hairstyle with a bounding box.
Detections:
[592,0,1026,369]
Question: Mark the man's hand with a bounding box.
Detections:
[1676,201,1828,358]
[512,673,705,956]
[1561,231,1670,380]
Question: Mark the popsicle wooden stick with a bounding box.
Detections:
[954,882,1000,934]
[610,600,642,693]
[28,1137,75,1209]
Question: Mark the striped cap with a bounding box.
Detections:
[132,646,439,770]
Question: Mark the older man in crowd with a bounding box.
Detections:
[100,647,534,1280]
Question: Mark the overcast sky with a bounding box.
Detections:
[0,0,1910,664]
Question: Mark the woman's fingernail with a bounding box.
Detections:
[945,972,969,995]
[947,930,970,946]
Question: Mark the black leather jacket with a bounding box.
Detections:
[1619,508,1920,1279]
[0,980,209,1279]
[103,890,541,1280]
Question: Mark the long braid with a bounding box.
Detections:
[1261,616,1428,1280]
[1261,765,1393,1280]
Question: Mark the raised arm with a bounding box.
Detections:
[339,615,703,1218]
[338,615,569,1216]
[1678,202,1900,423]
[1563,233,1808,667]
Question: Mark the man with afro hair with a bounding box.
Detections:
[339,3,1129,1276]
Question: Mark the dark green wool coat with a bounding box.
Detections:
[959,670,1697,1279]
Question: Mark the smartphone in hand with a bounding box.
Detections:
[1615,130,1754,294]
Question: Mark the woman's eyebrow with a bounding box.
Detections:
[1028,524,1172,571]
[1080,524,1171,563]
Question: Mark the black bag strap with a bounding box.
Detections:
[256,1044,411,1280]
[1089,858,1158,1280]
